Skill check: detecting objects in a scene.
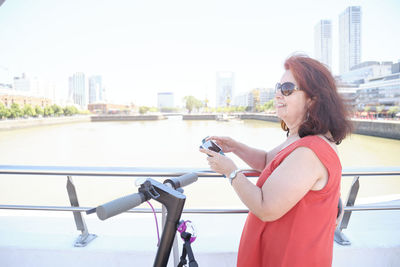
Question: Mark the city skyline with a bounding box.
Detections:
[0,0,399,107]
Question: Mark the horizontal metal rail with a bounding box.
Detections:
[1,165,399,177]
[1,205,400,213]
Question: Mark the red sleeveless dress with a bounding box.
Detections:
[237,136,341,267]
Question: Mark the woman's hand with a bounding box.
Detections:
[205,136,239,153]
[199,148,237,177]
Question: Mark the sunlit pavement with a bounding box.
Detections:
[0,202,399,267]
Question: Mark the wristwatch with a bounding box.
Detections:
[228,169,242,185]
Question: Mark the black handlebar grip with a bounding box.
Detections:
[96,192,145,220]
[165,172,198,189]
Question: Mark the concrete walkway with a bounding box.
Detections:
[0,202,399,267]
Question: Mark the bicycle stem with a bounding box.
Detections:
[141,179,186,267]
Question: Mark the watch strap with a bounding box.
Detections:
[229,169,241,185]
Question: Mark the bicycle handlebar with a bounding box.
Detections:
[96,192,146,220]
[94,172,198,221]
[164,172,198,189]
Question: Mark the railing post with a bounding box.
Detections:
[334,176,360,246]
[66,176,97,247]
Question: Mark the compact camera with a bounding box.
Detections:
[201,138,224,155]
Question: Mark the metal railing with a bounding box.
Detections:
[0,165,399,247]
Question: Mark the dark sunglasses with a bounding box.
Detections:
[275,82,301,96]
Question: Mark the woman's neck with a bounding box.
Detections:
[286,120,302,136]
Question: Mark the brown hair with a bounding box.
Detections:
[281,54,352,144]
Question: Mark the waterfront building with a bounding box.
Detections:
[157,92,174,109]
[337,84,358,112]
[339,61,393,85]
[337,61,400,111]
[216,71,234,107]
[68,72,86,109]
[1,75,52,108]
[13,73,30,92]
[234,92,251,107]
[0,94,51,108]
[356,72,400,110]
[260,88,275,104]
[314,20,332,69]
[248,88,274,108]
[88,76,104,104]
[339,6,362,74]
[88,103,131,114]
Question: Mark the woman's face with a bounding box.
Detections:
[275,69,311,129]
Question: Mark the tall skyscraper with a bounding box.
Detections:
[68,72,86,109]
[339,6,362,74]
[216,71,234,107]
[314,20,332,69]
[88,75,103,104]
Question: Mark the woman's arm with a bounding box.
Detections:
[207,136,285,171]
[234,140,291,171]
[232,141,268,171]
[201,146,327,222]
[231,146,327,221]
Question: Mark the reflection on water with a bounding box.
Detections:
[0,118,399,208]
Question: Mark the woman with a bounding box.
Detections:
[199,55,352,267]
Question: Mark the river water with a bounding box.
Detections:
[1,117,399,209]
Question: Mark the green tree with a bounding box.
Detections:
[237,106,246,112]
[252,89,260,111]
[63,105,79,116]
[149,107,159,113]
[374,105,384,118]
[23,104,36,117]
[376,105,385,113]
[264,99,274,111]
[43,105,54,117]
[139,106,150,114]
[35,105,44,117]
[183,96,202,113]
[388,106,399,117]
[0,102,7,119]
[255,104,263,112]
[216,106,224,113]
[51,104,64,116]
[8,103,23,118]
[71,106,79,115]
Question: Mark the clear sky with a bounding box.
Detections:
[0,0,399,106]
